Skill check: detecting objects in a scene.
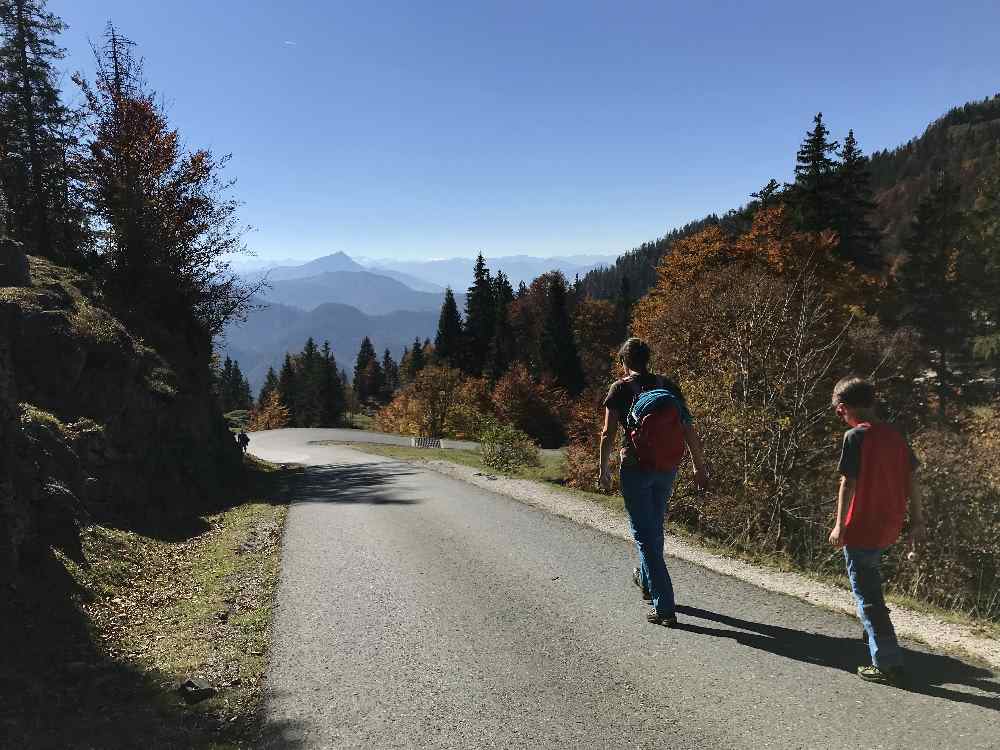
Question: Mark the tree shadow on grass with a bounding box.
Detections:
[0,551,307,749]
[674,605,1000,712]
[278,461,423,506]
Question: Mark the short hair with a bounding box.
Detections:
[618,337,651,373]
[832,376,876,409]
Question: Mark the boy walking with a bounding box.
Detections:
[829,377,924,684]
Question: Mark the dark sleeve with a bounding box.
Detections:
[602,382,627,415]
[838,428,864,479]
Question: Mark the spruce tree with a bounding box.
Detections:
[897,173,969,415]
[0,0,83,262]
[353,336,381,402]
[402,337,426,383]
[462,253,495,374]
[297,337,323,426]
[833,130,880,268]
[381,348,399,399]
[485,271,516,381]
[788,112,840,233]
[320,341,345,426]
[258,366,279,407]
[278,354,298,426]
[539,273,585,394]
[434,287,464,368]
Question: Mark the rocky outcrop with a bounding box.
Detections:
[1,256,242,582]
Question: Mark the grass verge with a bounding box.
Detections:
[0,457,298,749]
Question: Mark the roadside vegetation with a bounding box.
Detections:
[1,457,296,749]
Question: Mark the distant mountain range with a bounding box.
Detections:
[221,250,617,390]
[221,298,439,392]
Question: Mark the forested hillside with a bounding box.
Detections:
[1,9,254,580]
[580,94,1000,300]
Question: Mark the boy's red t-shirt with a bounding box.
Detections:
[838,421,919,549]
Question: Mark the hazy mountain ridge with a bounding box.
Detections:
[221,298,439,392]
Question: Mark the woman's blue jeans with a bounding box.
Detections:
[843,547,903,668]
[620,467,678,616]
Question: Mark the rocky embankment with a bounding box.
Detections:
[0,253,241,582]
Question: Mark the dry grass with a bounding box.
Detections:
[0,458,295,749]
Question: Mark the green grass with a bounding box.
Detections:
[1,457,296,749]
[341,412,376,430]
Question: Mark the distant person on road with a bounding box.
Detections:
[829,376,924,685]
[237,429,250,454]
[599,337,710,627]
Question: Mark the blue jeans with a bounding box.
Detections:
[620,467,677,616]
[843,547,903,668]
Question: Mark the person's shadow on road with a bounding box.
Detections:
[674,605,1000,712]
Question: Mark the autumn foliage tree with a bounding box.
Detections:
[248,391,290,431]
[75,25,257,345]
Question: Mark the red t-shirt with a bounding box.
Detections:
[838,421,919,549]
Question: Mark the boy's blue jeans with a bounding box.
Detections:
[843,547,903,669]
[620,467,677,616]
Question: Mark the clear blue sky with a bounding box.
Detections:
[49,0,1000,263]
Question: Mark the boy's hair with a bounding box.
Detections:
[832,376,876,409]
[618,337,651,373]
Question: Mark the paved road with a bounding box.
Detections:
[251,431,1000,750]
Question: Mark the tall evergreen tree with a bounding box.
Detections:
[231,360,252,411]
[401,337,426,383]
[278,354,298,426]
[897,173,970,415]
[462,253,495,374]
[833,129,880,268]
[258,366,278,407]
[788,112,841,233]
[968,150,1000,373]
[319,341,345,426]
[381,348,399,399]
[0,0,83,262]
[539,273,585,394]
[434,287,464,368]
[485,271,516,381]
[353,336,382,402]
[75,24,256,337]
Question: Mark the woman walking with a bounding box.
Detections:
[599,337,709,626]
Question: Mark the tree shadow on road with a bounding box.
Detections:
[279,461,423,506]
[674,605,1000,711]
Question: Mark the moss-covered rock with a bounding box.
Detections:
[1,256,241,582]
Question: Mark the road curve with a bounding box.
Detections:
[251,430,1000,750]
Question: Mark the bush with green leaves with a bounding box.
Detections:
[479,419,540,473]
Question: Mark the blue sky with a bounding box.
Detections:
[49,1,1000,263]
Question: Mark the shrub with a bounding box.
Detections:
[375,365,492,439]
[491,364,570,448]
[563,387,620,493]
[479,419,540,473]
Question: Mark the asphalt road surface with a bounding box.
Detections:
[250,431,1000,750]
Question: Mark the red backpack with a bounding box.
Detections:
[628,377,687,472]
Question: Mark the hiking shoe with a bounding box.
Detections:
[857,665,905,685]
[646,608,678,627]
[632,567,652,602]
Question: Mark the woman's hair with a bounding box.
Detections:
[831,376,876,409]
[618,337,651,373]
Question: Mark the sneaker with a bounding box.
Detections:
[857,665,905,685]
[632,567,652,602]
[646,608,678,627]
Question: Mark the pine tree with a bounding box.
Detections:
[539,273,585,394]
[897,173,970,415]
[788,112,841,233]
[434,287,464,368]
[297,337,323,426]
[381,348,399,399]
[75,24,256,337]
[353,336,381,402]
[231,360,252,411]
[614,275,633,340]
[258,366,278,407]
[833,130,880,268]
[319,341,345,426]
[278,354,298,426]
[485,271,515,381]
[0,0,84,262]
[462,253,495,374]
